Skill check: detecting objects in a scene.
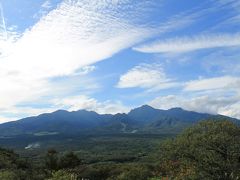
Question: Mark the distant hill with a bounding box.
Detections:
[0,105,238,136]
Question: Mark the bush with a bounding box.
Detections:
[48,170,74,180]
[0,170,19,180]
[59,151,81,169]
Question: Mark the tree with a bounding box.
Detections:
[45,149,59,171]
[59,151,81,169]
[159,120,240,179]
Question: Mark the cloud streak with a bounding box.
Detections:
[133,33,240,53]
[0,2,7,41]
[184,76,240,92]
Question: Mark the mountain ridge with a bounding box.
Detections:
[0,105,238,136]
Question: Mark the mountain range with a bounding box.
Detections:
[0,105,238,136]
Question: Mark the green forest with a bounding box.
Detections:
[0,120,240,180]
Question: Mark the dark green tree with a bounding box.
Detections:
[45,149,59,171]
[159,120,240,179]
[59,151,81,169]
[0,147,42,180]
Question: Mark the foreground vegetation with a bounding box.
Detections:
[0,120,239,180]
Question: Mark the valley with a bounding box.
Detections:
[0,106,239,179]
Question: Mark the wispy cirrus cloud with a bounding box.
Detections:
[33,0,54,19]
[201,47,240,75]
[2,0,155,79]
[0,0,170,121]
[184,76,240,92]
[217,0,240,11]
[41,0,52,9]
[133,33,240,54]
[0,0,156,112]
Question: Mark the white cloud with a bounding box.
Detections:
[0,106,57,124]
[184,76,240,91]
[0,95,131,124]
[0,0,155,117]
[133,33,240,53]
[2,0,153,79]
[117,63,178,90]
[41,0,52,9]
[0,116,15,124]
[53,95,98,112]
[52,95,130,114]
[200,47,240,75]
[95,101,130,114]
[217,0,240,11]
[73,66,96,76]
[0,0,208,122]
[1,0,239,123]
[33,0,54,19]
[149,94,240,119]
[148,75,240,119]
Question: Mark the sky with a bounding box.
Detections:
[0,0,240,123]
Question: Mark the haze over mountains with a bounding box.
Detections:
[0,105,237,136]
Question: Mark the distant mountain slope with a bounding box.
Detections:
[97,113,137,133]
[128,105,165,123]
[128,105,211,123]
[0,110,112,136]
[0,105,238,136]
[127,105,214,133]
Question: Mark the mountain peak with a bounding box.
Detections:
[168,107,184,111]
[138,104,156,110]
[141,104,154,108]
[128,104,161,123]
[128,105,157,114]
[53,109,69,114]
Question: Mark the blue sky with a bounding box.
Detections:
[0,0,240,123]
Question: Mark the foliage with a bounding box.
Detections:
[0,170,19,180]
[59,151,81,169]
[45,149,59,171]
[68,163,155,180]
[47,170,74,180]
[159,120,240,179]
[114,164,153,180]
[0,147,49,180]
